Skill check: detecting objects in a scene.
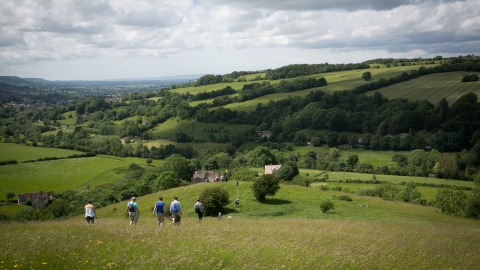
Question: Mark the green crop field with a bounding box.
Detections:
[0,156,158,199]
[0,143,84,162]
[366,71,480,105]
[150,118,255,141]
[58,111,77,125]
[1,181,478,269]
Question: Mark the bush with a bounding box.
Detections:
[319,185,328,191]
[199,187,230,216]
[252,174,280,202]
[332,186,342,191]
[435,188,469,217]
[320,199,335,213]
[338,195,352,202]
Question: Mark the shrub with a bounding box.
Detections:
[332,186,342,191]
[319,185,329,191]
[338,195,352,202]
[251,174,280,202]
[435,188,469,217]
[199,187,230,216]
[320,199,335,213]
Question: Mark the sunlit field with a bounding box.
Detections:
[366,71,480,105]
[0,143,84,162]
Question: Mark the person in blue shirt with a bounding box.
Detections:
[126,197,140,226]
[153,196,165,227]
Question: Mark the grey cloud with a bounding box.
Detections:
[40,17,104,34]
[0,32,25,47]
[204,0,466,11]
[116,10,182,28]
[72,0,114,20]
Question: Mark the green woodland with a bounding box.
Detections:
[1,55,480,223]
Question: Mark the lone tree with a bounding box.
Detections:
[362,71,372,81]
[146,158,153,166]
[199,187,230,216]
[252,174,280,202]
[6,192,15,200]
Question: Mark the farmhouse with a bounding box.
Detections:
[265,165,281,174]
[192,170,220,183]
[17,191,50,209]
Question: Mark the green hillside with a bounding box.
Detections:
[366,71,480,104]
[0,182,469,269]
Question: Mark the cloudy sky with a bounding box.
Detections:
[1,0,479,80]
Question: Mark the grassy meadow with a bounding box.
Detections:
[0,156,159,200]
[367,71,480,105]
[0,143,84,162]
[1,181,479,269]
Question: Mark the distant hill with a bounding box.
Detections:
[24,78,50,83]
[0,76,32,85]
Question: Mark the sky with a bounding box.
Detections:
[0,0,479,81]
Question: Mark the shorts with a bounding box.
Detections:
[129,211,138,221]
[156,213,165,223]
[86,216,94,223]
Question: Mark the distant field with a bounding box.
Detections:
[366,71,480,105]
[150,118,255,141]
[0,156,156,199]
[58,111,77,125]
[0,143,84,162]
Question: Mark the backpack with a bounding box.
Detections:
[128,202,135,212]
[194,203,200,213]
[172,202,179,213]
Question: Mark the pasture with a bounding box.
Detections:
[0,156,158,200]
[0,143,84,162]
[366,71,480,105]
[1,181,479,269]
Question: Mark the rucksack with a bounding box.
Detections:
[128,202,135,212]
[194,203,200,213]
[172,202,179,213]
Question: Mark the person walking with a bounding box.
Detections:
[194,199,203,221]
[84,199,96,225]
[153,196,165,227]
[170,196,182,225]
[127,197,140,226]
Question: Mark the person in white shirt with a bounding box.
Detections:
[84,199,97,224]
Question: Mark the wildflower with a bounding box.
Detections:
[42,262,47,265]
[85,260,88,263]
[14,264,19,268]
[106,263,112,267]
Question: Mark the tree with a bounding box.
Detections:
[400,182,424,204]
[362,71,372,81]
[199,187,230,216]
[275,165,295,181]
[6,192,15,200]
[155,171,180,191]
[345,153,359,167]
[160,154,194,182]
[146,158,153,166]
[251,174,280,202]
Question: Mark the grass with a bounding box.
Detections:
[0,156,158,200]
[0,143,84,162]
[1,181,479,269]
[366,71,480,105]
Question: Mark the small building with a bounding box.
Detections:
[192,170,220,183]
[18,191,50,209]
[265,165,281,175]
[257,130,272,138]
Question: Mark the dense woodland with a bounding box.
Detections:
[2,56,480,220]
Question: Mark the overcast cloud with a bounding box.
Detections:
[0,0,479,80]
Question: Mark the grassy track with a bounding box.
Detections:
[1,181,478,269]
[0,143,84,162]
[366,72,480,104]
